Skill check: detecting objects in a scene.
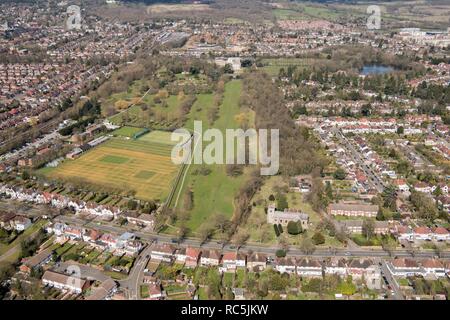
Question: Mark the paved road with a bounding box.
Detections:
[53,261,111,283]
[380,260,404,300]
[335,130,385,192]
[54,215,450,259]
[119,245,153,300]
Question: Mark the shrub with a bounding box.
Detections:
[275,249,286,258]
[273,224,280,237]
[278,224,284,234]
[287,221,302,235]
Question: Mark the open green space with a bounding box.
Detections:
[38,134,179,202]
[173,80,253,232]
[100,155,129,164]
[112,126,146,138]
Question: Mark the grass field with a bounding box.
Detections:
[260,58,312,76]
[41,132,179,201]
[173,80,253,232]
[112,126,145,138]
[138,130,177,145]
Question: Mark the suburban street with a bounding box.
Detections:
[380,260,404,300]
[54,215,450,259]
[119,245,154,300]
[335,129,386,193]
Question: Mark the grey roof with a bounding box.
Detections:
[329,203,379,212]
[24,248,52,268]
[42,271,86,290]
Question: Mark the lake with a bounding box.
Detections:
[360,65,395,76]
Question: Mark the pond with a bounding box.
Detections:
[360,65,395,76]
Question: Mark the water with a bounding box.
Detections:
[360,65,395,76]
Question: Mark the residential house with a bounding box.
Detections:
[396,226,414,242]
[83,229,101,243]
[414,227,432,241]
[148,284,164,300]
[220,252,246,272]
[274,257,296,274]
[46,222,67,236]
[413,182,432,193]
[247,252,267,272]
[64,226,83,240]
[175,248,187,264]
[221,252,238,272]
[327,202,378,218]
[296,258,323,277]
[236,253,246,268]
[388,258,422,277]
[0,211,16,229]
[200,250,221,266]
[437,196,450,212]
[42,270,87,294]
[393,179,410,193]
[347,259,373,278]
[422,259,446,277]
[98,233,117,250]
[185,247,201,268]
[125,213,154,229]
[324,258,347,276]
[19,248,53,274]
[433,227,450,242]
[342,220,389,234]
[86,279,117,300]
[150,244,175,262]
[12,216,31,231]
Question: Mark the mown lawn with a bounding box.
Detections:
[173,80,253,232]
[112,126,146,138]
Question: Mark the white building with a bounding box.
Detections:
[42,271,86,294]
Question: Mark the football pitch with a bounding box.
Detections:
[43,131,179,201]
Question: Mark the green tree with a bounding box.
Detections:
[338,276,356,296]
[287,221,302,235]
[362,220,375,241]
[333,168,346,180]
[299,236,316,255]
[21,170,30,180]
[382,185,397,211]
[325,181,333,200]
[275,249,286,258]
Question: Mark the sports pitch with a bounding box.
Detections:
[43,131,179,201]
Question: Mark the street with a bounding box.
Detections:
[380,260,404,300]
[54,215,450,259]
